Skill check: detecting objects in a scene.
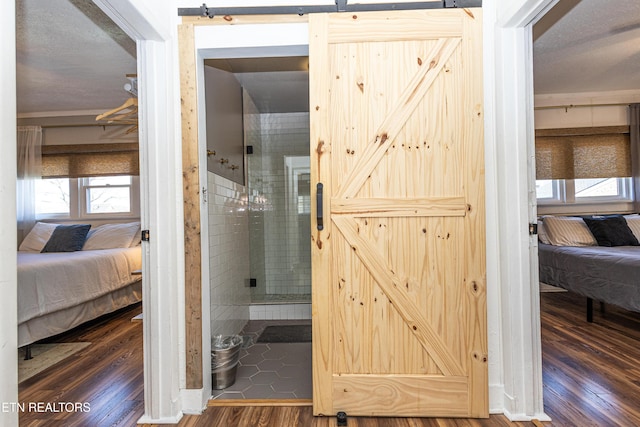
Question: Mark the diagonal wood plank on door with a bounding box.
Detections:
[335,37,461,200]
[332,215,464,376]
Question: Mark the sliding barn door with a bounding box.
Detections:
[310,8,486,418]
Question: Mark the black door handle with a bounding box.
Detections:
[316,183,324,231]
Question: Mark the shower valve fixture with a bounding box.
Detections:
[207,149,216,157]
[219,158,229,164]
[229,164,239,170]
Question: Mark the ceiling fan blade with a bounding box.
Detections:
[609,21,640,35]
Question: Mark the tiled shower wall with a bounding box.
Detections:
[208,172,251,337]
[208,95,312,329]
[248,112,311,300]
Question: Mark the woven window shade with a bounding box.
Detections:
[42,143,139,178]
[535,126,631,180]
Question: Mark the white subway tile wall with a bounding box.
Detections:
[208,172,251,336]
[210,101,312,328]
[249,303,312,320]
[248,112,311,302]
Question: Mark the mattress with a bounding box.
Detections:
[17,247,142,345]
[538,243,640,313]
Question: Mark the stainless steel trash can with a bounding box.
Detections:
[211,335,243,390]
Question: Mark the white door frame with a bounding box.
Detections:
[1,0,18,425]
[486,0,558,421]
[93,1,185,423]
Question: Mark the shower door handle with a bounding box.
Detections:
[316,183,324,231]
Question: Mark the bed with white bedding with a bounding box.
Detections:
[17,221,142,347]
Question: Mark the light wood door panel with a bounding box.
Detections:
[310,8,486,418]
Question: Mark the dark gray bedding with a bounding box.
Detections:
[538,243,640,313]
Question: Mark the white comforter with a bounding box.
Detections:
[17,247,142,324]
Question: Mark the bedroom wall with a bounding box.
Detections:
[535,90,640,129]
[207,172,251,337]
[17,116,138,145]
[535,90,640,215]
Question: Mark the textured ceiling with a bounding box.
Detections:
[533,0,640,94]
[16,0,136,115]
[15,0,640,116]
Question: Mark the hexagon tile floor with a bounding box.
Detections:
[211,320,312,400]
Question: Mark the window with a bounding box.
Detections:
[536,177,632,205]
[535,126,633,206]
[297,172,311,215]
[575,178,625,198]
[35,178,71,216]
[36,143,140,219]
[83,176,132,214]
[35,175,139,219]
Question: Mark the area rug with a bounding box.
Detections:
[540,282,568,293]
[257,325,312,343]
[18,342,91,383]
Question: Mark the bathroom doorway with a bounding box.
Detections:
[204,54,312,400]
[205,54,311,310]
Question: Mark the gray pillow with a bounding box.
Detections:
[41,224,91,252]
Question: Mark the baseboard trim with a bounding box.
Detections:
[502,408,552,422]
[137,413,183,424]
[181,388,208,414]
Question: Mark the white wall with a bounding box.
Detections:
[204,65,245,184]
[0,0,18,425]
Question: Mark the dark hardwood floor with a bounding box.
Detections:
[18,292,640,426]
[539,290,640,426]
[18,303,144,427]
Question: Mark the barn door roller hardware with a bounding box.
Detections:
[178,0,482,18]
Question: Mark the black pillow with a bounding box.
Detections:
[582,216,639,247]
[41,224,91,252]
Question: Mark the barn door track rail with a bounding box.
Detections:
[178,0,482,18]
